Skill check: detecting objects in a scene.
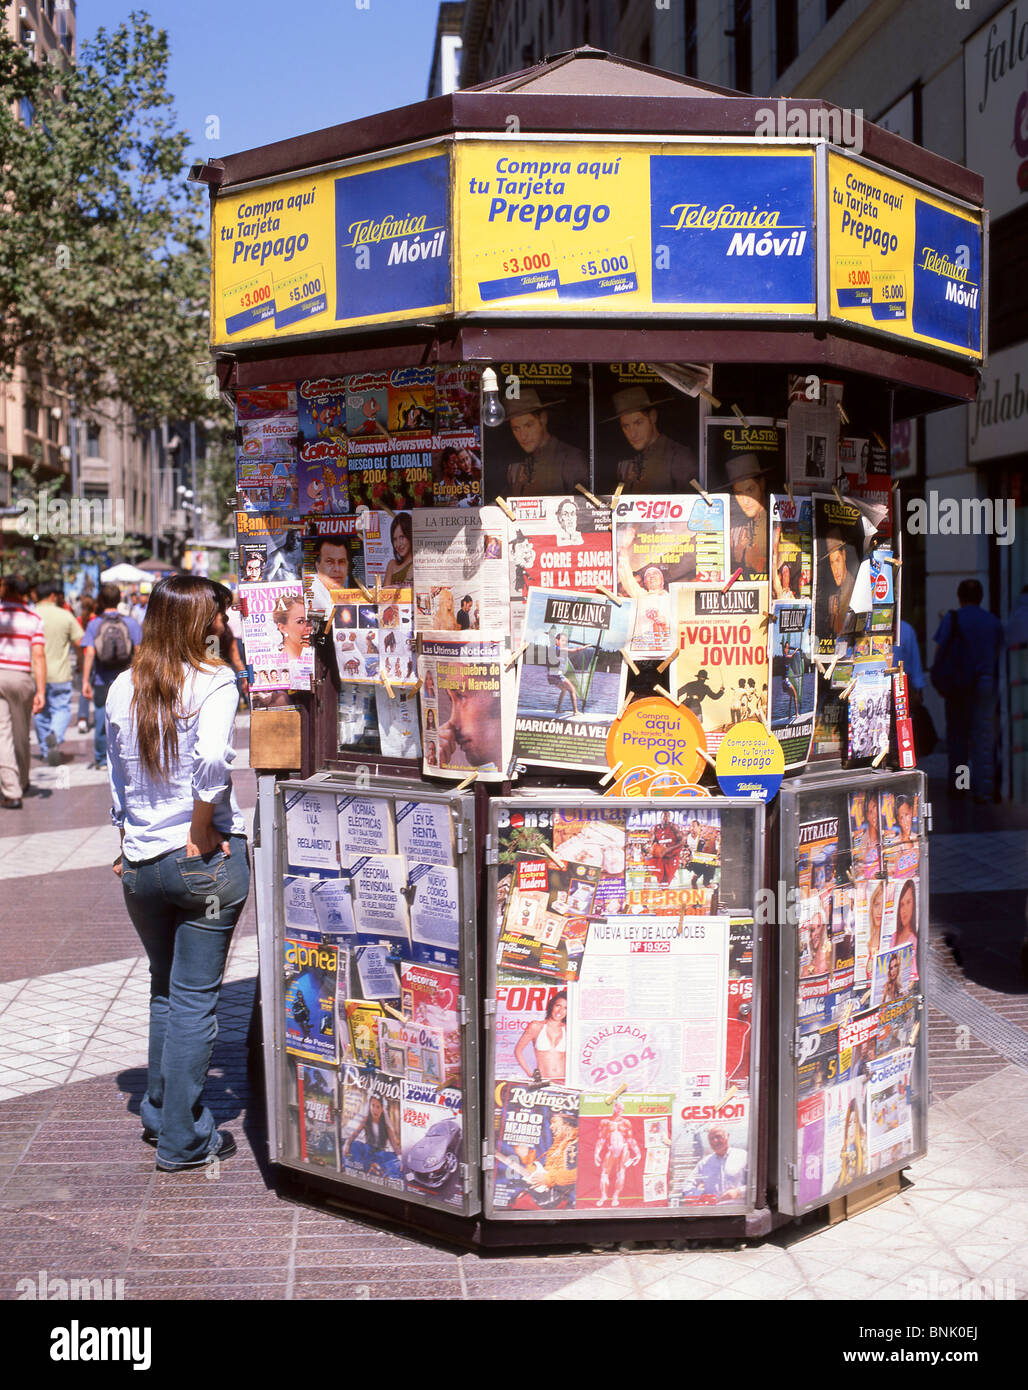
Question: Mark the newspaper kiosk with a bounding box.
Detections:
[196,48,984,1247]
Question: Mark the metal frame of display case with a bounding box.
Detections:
[482,792,767,1223]
[262,772,483,1218]
[775,767,928,1217]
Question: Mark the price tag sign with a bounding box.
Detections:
[471,244,559,303]
[834,254,871,308]
[556,240,638,301]
[222,270,275,336]
[871,269,907,321]
[715,719,784,802]
[274,262,328,331]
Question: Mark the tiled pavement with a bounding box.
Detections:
[0,724,1026,1301]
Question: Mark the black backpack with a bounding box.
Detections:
[929,609,975,699]
[94,614,134,673]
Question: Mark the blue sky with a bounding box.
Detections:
[77,0,444,167]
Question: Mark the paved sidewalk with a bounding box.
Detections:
[0,725,1026,1300]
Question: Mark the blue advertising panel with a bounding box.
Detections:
[334,153,451,322]
[649,152,816,310]
[911,200,983,355]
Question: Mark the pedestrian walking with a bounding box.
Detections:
[107,575,250,1170]
[80,584,143,770]
[76,595,96,733]
[33,582,84,766]
[930,578,1004,801]
[0,574,46,809]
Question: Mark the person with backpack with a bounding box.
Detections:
[81,583,143,770]
[931,578,1004,802]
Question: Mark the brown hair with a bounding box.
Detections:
[131,575,229,780]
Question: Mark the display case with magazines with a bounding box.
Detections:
[265,773,482,1217]
[484,792,767,1221]
[776,767,928,1215]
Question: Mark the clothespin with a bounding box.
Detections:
[832,485,847,508]
[505,642,528,670]
[824,653,841,683]
[873,431,886,451]
[840,998,855,1027]
[786,482,794,503]
[494,496,516,521]
[653,683,679,705]
[375,575,382,602]
[600,760,623,787]
[715,1085,738,1113]
[757,706,773,735]
[761,611,775,629]
[657,649,678,674]
[696,747,717,771]
[701,388,722,408]
[539,843,567,871]
[354,579,375,603]
[872,745,889,767]
[382,674,394,699]
[690,478,714,507]
[604,1081,628,1107]
[731,403,750,428]
[884,556,902,569]
[575,482,604,509]
[411,676,423,694]
[840,676,857,702]
[892,479,901,493]
[616,692,635,719]
[611,483,625,507]
[380,502,397,519]
[595,583,622,607]
[909,1020,921,1047]
[620,647,640,675]
[453,771,479,793]
[381,1001,405,1022]
[722,566,743,594]
[838,402,850,426]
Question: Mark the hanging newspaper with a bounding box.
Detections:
[673,581,769,753]
[417,633,513,781]
[513,588,634,772]
[769,600,815,769]
[866,1047,915,1166]
[613,495,728,658]
[577,1092,675,1209]
[507,495,615,646]
[412,507,509,633]
[332,585,415,686]
[812,493,865,660]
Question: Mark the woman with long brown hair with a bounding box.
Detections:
[106,576,250,1171]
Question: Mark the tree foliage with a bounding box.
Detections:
[0,4,220,425]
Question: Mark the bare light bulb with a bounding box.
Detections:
[480,367,505,428]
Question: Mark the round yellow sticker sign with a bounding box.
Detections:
[604,696,707,783]
[714,719,785,801]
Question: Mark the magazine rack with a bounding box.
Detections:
[775,768,928,1215]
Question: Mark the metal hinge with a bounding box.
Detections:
[481,1142,494,1171]
[460,1162,470,1184]
[484,833,497,866]
[455,821,467,856]
[458,994,469,1026]
[482,998,495,1029]
[786,1161,798,1180]
[790,1027,803,1059]
[924,801,933,833]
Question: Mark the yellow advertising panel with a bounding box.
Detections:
[211,145,452,346]
[827,151,983,360]
[453,140,817,317]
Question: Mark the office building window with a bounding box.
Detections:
[86,423,102,458]
[685,0,698,76]
[776,0,798,75]
[732,0,752,93]
[825,0,846,17]
[24,401,39,436]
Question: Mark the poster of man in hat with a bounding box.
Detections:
[594,366,703,494]
[705,418,784,583]
[482,364,590,499]
[812,494,865,659]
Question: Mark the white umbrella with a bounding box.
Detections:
[100,563,151,584]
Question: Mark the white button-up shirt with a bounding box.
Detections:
[106,664,245,862]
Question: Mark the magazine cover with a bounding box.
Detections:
[239,414,298,460]
[830,887,857,991]
[877,995,919,1055]
[614,494,729,657]
[360,509,413,585]
[237,457,298,516]
[336,795,394,866]
[514,588,633,772]
[417,633,513,780]
[236,510,304,583]
[338,1063,404,1191]
[297,1063,339,1168]
[377,1017,445,1087]
[796,1089,827,1207]
[387,366,435,435]
[569,915,730,1102]
[592,363,704,494]
[624,806,720,914]
[866,1047,915,1167]
[297,439,348,517]
[236,383,297,419]
[435,364,480,432]
[497,853,599,984]
[239,580,312,693]
[847,659,891,764]
[507,495,615,646]
[401,962,461,1090]
[284,936,339,1063]
[350,854,411,953]
[354,944,401,1001]
[769,599,815,768]
[492,1082,580,1210]
[881,789,920,878]
[577,1092,674,1209]
[333,585,415,685]
[705,418,782,581]
[347,433,433,512]
[823,1076,870,1194]
[412,507,509,632]
[344,999,385,1068]
[870,941,915,1007]
[673,581,769,751]
[408,861,461,969]
[433,429,482,507]
[345,370,390,439]
[312,880,357,942]
[670,1096,750,1206]
[401,1082,464,1206]
[770,493,813,600]
[812,492,866,658]
[795,813,840,900]
[481,363,591,499]
[847,789,883,878]
[493,976,571,1085]
[395,799,454,868]
[302,515,365,612]
[785,377,843,486]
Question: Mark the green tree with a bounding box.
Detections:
[0,4,220,427]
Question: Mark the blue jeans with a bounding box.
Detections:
[34,681,73,752]
[93,683,110,763]
[120,834,251,1168]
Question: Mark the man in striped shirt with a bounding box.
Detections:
[0,575,46,809]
